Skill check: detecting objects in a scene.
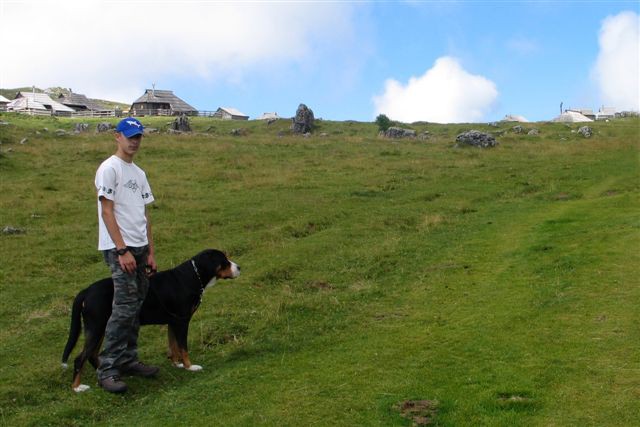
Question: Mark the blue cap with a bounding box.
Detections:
[116,117,144,138]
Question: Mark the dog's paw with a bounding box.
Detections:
[186,364,203,371]
[73,384,90,392]
[61,363,68,369]
[173,362,185,369]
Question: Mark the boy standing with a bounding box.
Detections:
[94,117,159,393]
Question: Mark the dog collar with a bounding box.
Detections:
[191,259,204,288]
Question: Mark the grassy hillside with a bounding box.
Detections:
[0,114,638,425]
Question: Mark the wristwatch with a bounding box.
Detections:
[116,247,129,256]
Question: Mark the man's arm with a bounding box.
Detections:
[100,197,137,274]
[145,206,157,274]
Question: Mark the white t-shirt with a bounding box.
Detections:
[95,155,154,250]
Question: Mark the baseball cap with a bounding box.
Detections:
[116,117,144,138]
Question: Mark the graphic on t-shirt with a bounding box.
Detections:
[124,179,139,193]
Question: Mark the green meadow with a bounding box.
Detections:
[0,114,638,426]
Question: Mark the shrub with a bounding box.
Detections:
[375,114,392,132]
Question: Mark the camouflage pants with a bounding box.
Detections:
[97,246,149,380]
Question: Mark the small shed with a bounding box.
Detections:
[572,108,596,120]
[11,92,74,116]
[0,95,10,110]
[501,114,529,123]
[597,107,616,120]
[6,97,49,114]
[214,107,249,120]
[58,92,109,112]
[257,112,281,120]
[131,89,198,116]
[552,111,593,123]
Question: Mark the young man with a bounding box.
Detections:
[94,117,159,393]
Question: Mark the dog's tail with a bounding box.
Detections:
[61,289,86,368]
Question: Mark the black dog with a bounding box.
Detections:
[62,249,240,392]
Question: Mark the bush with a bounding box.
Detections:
[375,114,392,132]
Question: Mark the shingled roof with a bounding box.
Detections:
[132,89,197,113]
[58,92,109,111]
[15,92,75,113]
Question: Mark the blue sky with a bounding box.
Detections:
[2,1,639,122]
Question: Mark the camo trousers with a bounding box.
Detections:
[97,246,149,380]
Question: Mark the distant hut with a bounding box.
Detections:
[501,114,529,123]
[596,106,616,120]
[0,95,10,110]
[130,89,198,116]
[257,112,281,120]
[213,107,249,120]
[58,91,109,112]
[552,110,593,123]
[569,108,595,120]
[10,91,74,116]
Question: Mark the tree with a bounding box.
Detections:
[375,114,392,132]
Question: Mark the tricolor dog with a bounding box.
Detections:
[62,249,240,392]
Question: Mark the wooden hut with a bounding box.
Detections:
[213,107,249,120]
[130,89,197,116]
[11,92,74,116]
[58,91,109,112]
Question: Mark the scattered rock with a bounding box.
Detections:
[0,121,10,126]
[166,129,182,134]
[145,127,158,134]
[19,138,28,145]
[2,226,26,235]
[303,132,311,138]
[42,128,49,132]
[74,123,89,133]
[230,128,248,136]
[455,130,498,148]
[171,114,192,132]
[383,127,416,139]
[578,126,592,138]
[291,104,315,134]
[512,125,524,134]
[418,131,431,140]
[266,118,277,125]
[55,129,67,136]
[96,122,112,133]
[319,132,328,137]
[527,129,539,136]
[488,122,499,127]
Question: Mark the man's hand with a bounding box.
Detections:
[118,251,137,274]
[146,253,158,277]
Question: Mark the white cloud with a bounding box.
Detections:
[592,11,640,111]
[373,56,498,123]
[0,0,356,102]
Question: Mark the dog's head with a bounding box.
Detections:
[193,249,241,285]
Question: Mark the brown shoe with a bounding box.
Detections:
[122,361,159,377]
[99,375,128,393]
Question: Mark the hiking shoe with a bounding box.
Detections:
[99,375,128,393]
[122,361,159,377]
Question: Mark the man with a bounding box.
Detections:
[94,117,159,393]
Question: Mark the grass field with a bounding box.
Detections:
[0,113,639,426]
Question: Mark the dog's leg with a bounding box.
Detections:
[167,325,183,368]
[173,323,202,371]
[71,333,94,392]
[88,336,104,369]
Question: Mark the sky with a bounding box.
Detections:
[1,0,639,123]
